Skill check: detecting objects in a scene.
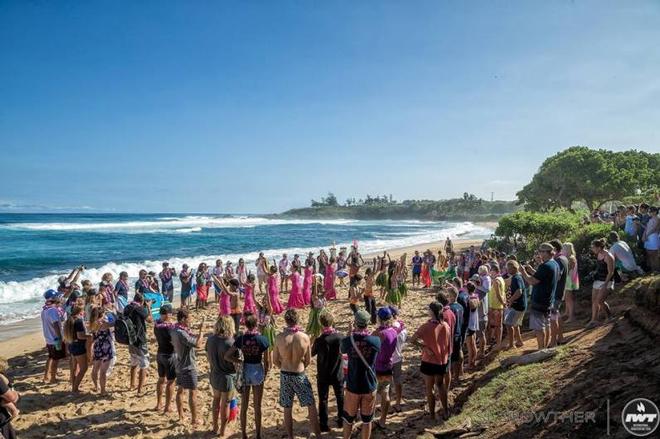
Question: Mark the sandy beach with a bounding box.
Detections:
[3,237,486,439]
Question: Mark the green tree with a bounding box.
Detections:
[324,192,339,207]
[517,146,659,211]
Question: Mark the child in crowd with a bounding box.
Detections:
[256,296,276,350]
[195,263,211,309]
[307,275,326,339]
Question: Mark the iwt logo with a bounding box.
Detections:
[622,398,659,437]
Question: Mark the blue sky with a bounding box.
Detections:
[1,1,659,213]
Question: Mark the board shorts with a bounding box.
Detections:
[376,371,393,393]
[210,371,235,393]
[128,345,150,369]
[529,309,550,331]
[157,353,177,380]
[343,390,376,424]
[392,361,403,385]
[504,308,525,327]
[243,362,265,386]
[257,273,267,284]
[176,368,198,390]
[592,280,614,290]
[420,361,448,376]
[466,328,476,337]
[47,343,67,360]
[279,371,315,408]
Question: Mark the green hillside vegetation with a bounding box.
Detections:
[280,192,518,221]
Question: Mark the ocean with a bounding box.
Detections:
[0,213,493,325]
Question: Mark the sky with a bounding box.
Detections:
[1,1,659,214]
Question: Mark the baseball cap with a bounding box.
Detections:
[160,304,174,315]
[69,290,84,300]
[43,289,63,301]
[470,274,479,281]
[354,309,370,327]
[377,307,392,320]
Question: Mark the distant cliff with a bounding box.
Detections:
[277,198,518,221]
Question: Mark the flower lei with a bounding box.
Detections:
[43,303,65,319]
[322,327,337,335]
[174,322,195,337]
[352,328,371,336]
[284,325,302,334]
[155,320,174,330]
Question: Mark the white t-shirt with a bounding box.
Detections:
[468,308,479,332]
[41,306,63,345]
[391,320,407,364]
[610,241,638,271]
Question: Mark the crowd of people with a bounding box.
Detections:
[0,216,656,439]
[588,203,659,272]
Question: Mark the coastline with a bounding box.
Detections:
[0,236,484,353]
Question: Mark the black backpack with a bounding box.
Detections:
[115,308,137,346]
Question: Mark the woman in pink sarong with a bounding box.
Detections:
[287,269,305,309]
[302,262,313,306]
[242,274,258,315]
[266,266,284,315]
[324,256,337,301]
[211,272,231,316]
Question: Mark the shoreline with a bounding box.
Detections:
[5,236,484,439]
[0,236,484,352]
[0,220,495,342]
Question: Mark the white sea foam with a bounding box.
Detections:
[1,216,358,233]
[0,221,492,324]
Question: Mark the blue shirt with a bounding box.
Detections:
[341,333,381,394]
[449,303,464,340]
[509,274,527,311]
[412,256,423,272]
[531,259,559,312]
[115,280,129,298]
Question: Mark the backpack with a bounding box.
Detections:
[115,309,137,346]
